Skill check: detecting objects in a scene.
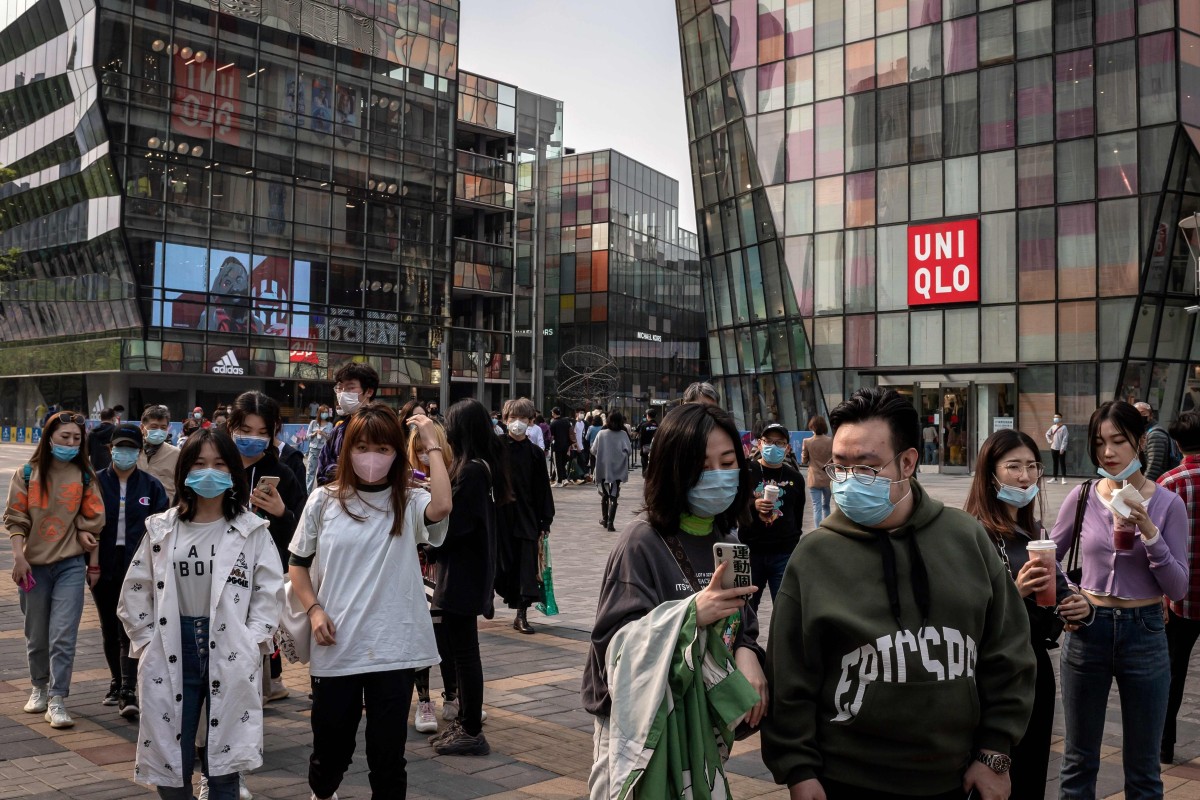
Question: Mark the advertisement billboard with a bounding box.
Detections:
[907,219,980,306]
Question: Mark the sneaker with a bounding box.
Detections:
[441,698,486,722]
[310,792,338,800]
[414,699,438,733]
[101,681,119,706]
[44,696,73,729]
[433,726,491,756]
[265,678,289,702]
[429,719,461,747]
[24,687,49,714]
[118,689,139,719]
[239,774,253,800]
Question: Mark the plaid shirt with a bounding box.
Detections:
[1158,454,1200,619]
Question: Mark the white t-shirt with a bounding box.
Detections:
[527,424,545,451]
[116,479,128,547]
[288,486,449,677]
[172,518,228,617]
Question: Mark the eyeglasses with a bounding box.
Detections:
[54,412,86,425]
[825,453,901,485]
[998,461,1044,478]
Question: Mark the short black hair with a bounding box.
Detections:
[228,391,282,438]
[605,411,625,431]
[333,361,380,394]
[1169,411,1200,454]
[1087,401,1147,466]
[551,407,561,416]
[175,428,248,521]
[829,387,920,455]
[99,407,116,421]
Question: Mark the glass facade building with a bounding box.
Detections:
[1,0,458,419]
[544,149,705,412]
[677,0,1200,473]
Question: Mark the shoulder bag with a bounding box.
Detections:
[1065,480,1093,585]
[278,491,329,664]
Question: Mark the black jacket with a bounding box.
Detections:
[245,451,305,566]
[88,423,117,471]
[279,442,307,491]
[499,436,554,541]
[432,461,497,619]
[95,466,170,578]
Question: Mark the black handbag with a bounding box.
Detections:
[1065,480,1093,585]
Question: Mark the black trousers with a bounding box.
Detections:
[434,611,484,735]
[1011,639,1055,800]
[1165,609,1200,748]
[552,449,571,482]
[1051,449,1067,479]
[89,570,137,689]
[822,779,965,800]
[309,668,415,800]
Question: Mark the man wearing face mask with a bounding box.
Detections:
[316,362,380,486]
[137,405,180,503]
[762,387,1035,800]
[93,423,169,716]
[740,423,805,613]
[1045,413,1069,485]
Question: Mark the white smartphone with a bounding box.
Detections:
[256,475,280,492]
[713,543,752,590]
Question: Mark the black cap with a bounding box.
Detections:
[110,422,144,448]
[761,422,790,438]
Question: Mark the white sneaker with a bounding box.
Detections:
[265,678,289,702]
[414,699,438,733]
[239,774,253,800]
[1061,478,1067,485]
[441,698,486,722]
[44,696,73,728]
[311,792,339,800]
[23,687,48,714]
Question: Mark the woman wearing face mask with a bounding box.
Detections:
[227,391,305,703]
[591,411,631,532]
[118,428,284,800]
[1050,401,1189,800]
[305,405,334,493]
[963,429,1090,800]
[6,411,105,729]
[585,403,767,797]
[287,404,452,800]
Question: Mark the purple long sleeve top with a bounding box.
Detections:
[1050,482,1190,601]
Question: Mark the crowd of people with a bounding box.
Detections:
[6,377,1200,800]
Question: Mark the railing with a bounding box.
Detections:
[453,237,513,293]
[456,150,514,183]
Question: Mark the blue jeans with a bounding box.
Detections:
[19,555,86,697]
[748,550,791,612]
[1059,605,1170,800]
[809,487,831,527]
[924,442,938,464]
[157,617,238,800]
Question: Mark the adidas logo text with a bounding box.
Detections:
[213,350,245,376]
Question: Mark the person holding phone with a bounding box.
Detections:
[585,403,767,796]
[117,427,284,800]
[5,410,106,729]
[227,391,304,704]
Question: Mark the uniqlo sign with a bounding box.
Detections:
[907,219,980,306]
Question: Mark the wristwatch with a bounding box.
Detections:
[976,752,1012,774]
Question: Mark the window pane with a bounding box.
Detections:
[1017,144,1055,207]
[759,63,786,112]
[757,110,786,184]
[787,55,815,106]
[877,225,909,310]
[1016,0,1052,59]
[1017,58,1053,145]
[979,8,1014,66]
[1183,33,1200,126]
[1096,0,1135,42]
[946,307,980,364]
[910,161,944,220]
[979,66,1015,150]
[1059,301,1097,360]
[786,0,815,55]
[1019,207,1056,301]
[815,99,844,176]
[846,314,876,368]
[846,0,874,42]
[787,106,815,180]
[1055,0,1093,50]
[845,228,875,310]
[1057,139,1095,203]
[815,47,844,99]
[982,211,1017,303]
[878,312,909,365]
[846,41,876,93]
[1019,303,1056,361]
[943,17,977,74]
[1097,131,1138,197]
[1056,49,1095,139]
[786,180,815,234]
[1139,0,1174,33]
[909,24,943,81]
[815,176,844,231]
[911,310,944,366]
[1098,198,1139,296]
[814,0,844,49]
[944,72,978,156]
[814,231,843,314]
[981,150,1016,212]
[1096,40,1136,133]
[910,0,942,28]
[1140,32,1176,125]
[846,93,876,170]
[878,0,907,35]
[945,155,979,216]
[982,305,1017,362]
[877,86,909,166]
[847,171,876,227]
[1058,203,1096,299]
[877,32,909,87]
[878,165,910,223]
[911,79,943,160]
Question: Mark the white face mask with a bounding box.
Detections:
[508,420,529,437]
[337,391,361,415]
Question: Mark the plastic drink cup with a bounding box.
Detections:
[1113,518,1136,551]
[1026,540,1058,607]
[763,485,781,503]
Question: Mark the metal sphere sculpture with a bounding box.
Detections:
[556,345,620,406]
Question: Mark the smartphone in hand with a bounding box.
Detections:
[19,573,36,593]
[713,543,752,590]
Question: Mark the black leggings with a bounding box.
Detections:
[1051,449,1067,479]
[433,612,484,735]
[413,640,458,703]
[90,573,136,689]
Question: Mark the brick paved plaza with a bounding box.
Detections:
[2,443,1200,799]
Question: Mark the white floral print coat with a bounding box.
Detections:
[117,508,284,788]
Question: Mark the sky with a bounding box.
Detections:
[458,1,698,232]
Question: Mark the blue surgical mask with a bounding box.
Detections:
[831,475,909,528]
[51,444,79,462]
[320,412,329,420]
[234,435,270,457]
[145,429,169,446]
[686,468,741,517]
[996,480,1039,509]
[185,468,234,498]
[1097,457,1141,482]
[761,444,787,466]
[111,446,140,471]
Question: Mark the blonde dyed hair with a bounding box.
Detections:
[408,420,453,471]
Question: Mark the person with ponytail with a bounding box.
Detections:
[964,429,1090,800]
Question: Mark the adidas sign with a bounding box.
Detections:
[212,350,245,376]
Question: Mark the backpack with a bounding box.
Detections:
[1164,430,1183,473]
[23,463,91,488]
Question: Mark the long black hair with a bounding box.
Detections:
[228,391,282,439]
[445,398,513,504]
[31,410,93,495]
[175,428,249,521]
[641,403,750,537]
[964,429,1045,542]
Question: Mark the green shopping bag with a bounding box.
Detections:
[535,533,559,616]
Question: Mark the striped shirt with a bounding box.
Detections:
[1158,454,1200,620]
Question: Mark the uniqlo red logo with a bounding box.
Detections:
[907,220,980,306]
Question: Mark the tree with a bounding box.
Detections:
[0,163,22,281]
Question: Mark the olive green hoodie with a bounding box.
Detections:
[761,478,1035,795]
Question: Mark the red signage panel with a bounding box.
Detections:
[907,219,980,306]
